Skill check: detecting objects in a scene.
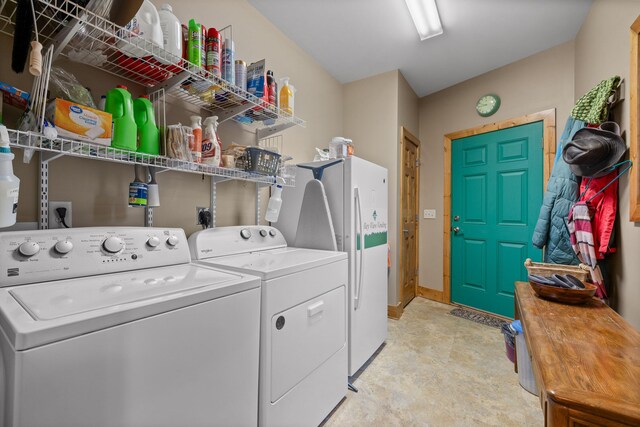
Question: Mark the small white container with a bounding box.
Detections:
[0,125,20,228]
[118,0,163,58]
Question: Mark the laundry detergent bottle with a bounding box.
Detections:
[105,85,137,151]
[133,95,159,155]
[202,115,221,166]
[0,125,19,228]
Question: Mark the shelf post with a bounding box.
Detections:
[39,155,49,230]
[145,207,153,227]
[256,182,261,225]
[211,179,217,228]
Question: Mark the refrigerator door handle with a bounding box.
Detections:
[354,187,365,310]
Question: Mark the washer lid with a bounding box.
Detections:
[0,264,260,350]
[199,247,347,280]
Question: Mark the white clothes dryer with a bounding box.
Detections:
[0,227,261,427]
[188,226,348,427]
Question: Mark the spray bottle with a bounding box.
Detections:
[190,115,202,163]
[265,184,283,223]
[279,77,293,115]
[202,116,221,166]
[0,125,19,227]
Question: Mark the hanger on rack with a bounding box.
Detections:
[579,160,633,203]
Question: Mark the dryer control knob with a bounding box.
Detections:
[147,236,161,248]
[240,229,252,239]
[18,241,40,257]
[259,229,267,237]
[54,240,73,254]
[102,236,125,254]
[269,229,277,237]
[166,235,179,246]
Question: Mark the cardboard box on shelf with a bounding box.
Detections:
[0,81,30,110]
[46,99,112,146]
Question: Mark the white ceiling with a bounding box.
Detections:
[248,0,593,97]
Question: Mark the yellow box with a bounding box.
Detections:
[47,99,112,146]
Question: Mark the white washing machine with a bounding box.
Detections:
[188,226,348,427]
[0,227,261,427]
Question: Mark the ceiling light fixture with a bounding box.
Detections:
[404,0,443,41]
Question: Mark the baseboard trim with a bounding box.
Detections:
[417,286,446,303]
[387,302,403,320]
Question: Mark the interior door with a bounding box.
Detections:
[401,129,420,308]
[451,122,543,318]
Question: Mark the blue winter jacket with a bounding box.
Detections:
[531,118,583,265]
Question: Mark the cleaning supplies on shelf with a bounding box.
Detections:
[190,115,202,163]
[235,60,247,91]
[265,184,283,223]
[133,94,159,155]
[205,27,221,77]
[222,38,235,84]
[147,166,160,207]
[157,3,182,65]
[0,125,19,228]
[129,164,148,207]
[187,19,202,67]
[0,81,30,110]
[200,24,207,71]
[247,60,266,98]
[118,0,163,58]
[202,116,221,166]
[46,98,112,146]
[105,85,137,151]
[329,137,352,159]
[280,77,294,115]
[97,95,106,111]
[267,70,277,106]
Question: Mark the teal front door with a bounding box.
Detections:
[451,122,543,318]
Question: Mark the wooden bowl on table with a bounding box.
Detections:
[529,280,597,305]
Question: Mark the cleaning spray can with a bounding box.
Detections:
[222,38,235,85]
[205,27,221,77]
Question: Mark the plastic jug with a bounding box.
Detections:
[265,184,283,223]
[118,0,163,58]
[133,95,159,155]
[158,4,182,64]
[105,85,137,151]
[0,125,19,228]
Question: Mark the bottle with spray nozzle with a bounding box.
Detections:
[279,77,294,115]
[265,184,283,223]
[189,115,202,163]
[0,125,19,228]
[202,116,221,167]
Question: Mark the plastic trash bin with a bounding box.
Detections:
[512,320,539,395]
[500,323,516,363]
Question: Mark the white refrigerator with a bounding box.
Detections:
[275,156,388,377]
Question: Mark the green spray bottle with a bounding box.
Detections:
[105,85,137,151]
[133,95,159,155]
[187,19,202,67]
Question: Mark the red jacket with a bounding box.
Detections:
[579,169,618,259]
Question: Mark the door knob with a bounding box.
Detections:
[452,227,461,234]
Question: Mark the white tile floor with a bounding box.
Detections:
[323,298,542,426]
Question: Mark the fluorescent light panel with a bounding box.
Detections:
[405,0,443,41]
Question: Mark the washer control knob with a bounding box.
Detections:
[54,240,73,254]
[102,236,124,254]
[147,236,161,248]
[166,235,179,246]
[269,229,277,237]
[240,229,252,240]
[18,241,40,257]
[259,229,267,237]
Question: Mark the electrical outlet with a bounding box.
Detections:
[196,207,211,225]
[49,201,72,228]
[423,209,436,219]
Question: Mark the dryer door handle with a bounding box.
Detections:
[307,301,325,317]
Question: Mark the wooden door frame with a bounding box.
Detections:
[442,109,556,304]
[398,127,421,313]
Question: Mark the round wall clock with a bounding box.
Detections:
[476,94,501,117]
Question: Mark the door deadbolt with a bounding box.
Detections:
[453,215,460,221]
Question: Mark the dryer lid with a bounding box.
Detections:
[0,264,260,350]
[198,247,347,280]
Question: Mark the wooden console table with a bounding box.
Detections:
[514,282,640,426]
